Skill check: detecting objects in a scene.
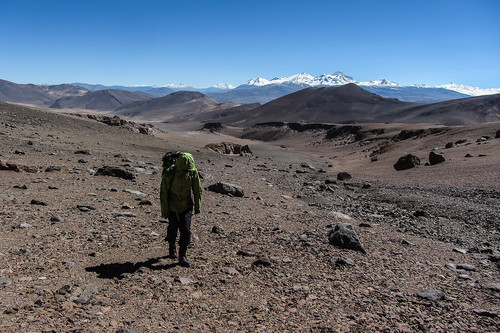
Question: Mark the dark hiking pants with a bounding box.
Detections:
[166,210,192,248]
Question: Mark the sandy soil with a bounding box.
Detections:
[1,103,499,332]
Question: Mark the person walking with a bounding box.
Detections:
[160,152,201,267]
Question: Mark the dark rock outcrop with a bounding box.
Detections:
[337,172,352,181]
[95,166,135,180]
[205,142,252,156]
[394,154,420,171]
[429,151,445,165]
[207,182,244,197]
[327,223,366,253]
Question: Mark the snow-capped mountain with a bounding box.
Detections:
[240,72,499,97]
[436,83,500,96]
[243,77,271,86]
[163,83,188,89]
[212,83,235,90]
[359,79,402,87]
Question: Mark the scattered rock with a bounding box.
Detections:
[95,166,135,180]
[337,172,352,181]
[253,259,272,267]
[0,277,12,285]
[207,182,244,197]
[429,151,445,165]
[456,264,476,271]
[327,223,366,253]
[18,222,32,229]
[236,250,256,257]
[496,130,500,139]
[221,267,240,275]
[198,172,213,181]
[414,210,430,218]
[453,248,467,254]
[123,189,146,196]
[465,153,473,158]
[30,199,47,206]
[401,239,415,246]
[205,142,252,156]
[115,212,137,218]
[0,159,37,173]
[74,149,91,155]
[74,288,94,304]
[485,283,500,292]
[138,200,152,206]
[394,154,420,171]
[13,184,27,189]
[417,289,445,301]
[301,162,315,170]
[445,142,454,149]
[174,276,192,285]
[473,309,498,318]
[77,205,96,212]
[211,225,224,234]
[335,256,355,267]
[45,165,61,172]
[50,216,64,223]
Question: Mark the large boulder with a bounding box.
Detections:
[327,223,366,253]
[95,166,135,180]
[429,151,445,165]
[394,154,420,171]
[207,182,244,197]
[205,142,252,156]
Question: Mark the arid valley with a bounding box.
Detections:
[1,95,499,332]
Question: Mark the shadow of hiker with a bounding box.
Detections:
[85,256,177,279]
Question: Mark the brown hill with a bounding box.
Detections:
[50,89,151,111]
[0,79,87,107]
[216,84,500,126]
[218,84,417,126]
[115,91,239,122]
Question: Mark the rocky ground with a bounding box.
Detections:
[1,102,499,332]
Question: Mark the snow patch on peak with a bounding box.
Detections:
[212,83,235,90]
[436,83,500,96]
[359,79,402,87]
[163,83,188,88]
[244,77,271,86]
[313,72,357,86]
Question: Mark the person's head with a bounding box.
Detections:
[175,152,196,171]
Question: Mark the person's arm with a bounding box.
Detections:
[160,172,171,218]
[192,170,202,214]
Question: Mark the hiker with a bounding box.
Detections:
[160,152,202,267]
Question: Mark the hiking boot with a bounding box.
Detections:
[178,245,190,267]
[168,243,178,259]
[178,256,191,267]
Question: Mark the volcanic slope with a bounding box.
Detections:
[115,91,238,122]
[50,89,151,111]
[216,84,500,126]
[0,79,87,107]
[0,102,499,332]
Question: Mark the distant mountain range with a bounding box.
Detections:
[72,72,500,104]
[1,76,499,126]
[214,83,500,127]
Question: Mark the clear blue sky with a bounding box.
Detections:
[1,0,499,88]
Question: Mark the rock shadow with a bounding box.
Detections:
[85,256,177,279]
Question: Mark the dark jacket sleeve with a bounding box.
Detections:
[192,170,202,214]
[160,171,171,218]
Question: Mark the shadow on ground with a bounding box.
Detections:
[86,257,177,279]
